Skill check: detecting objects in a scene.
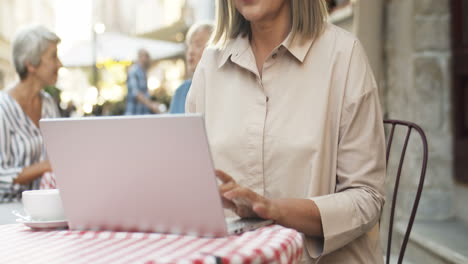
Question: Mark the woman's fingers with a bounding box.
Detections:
[253,202,270,219]
[215,170,273,219]
[215,169,234,184]
[219,181,236,193]
[224,187,257,203]
[216,170,240,212]
[224,188,277,220]
[221,197,236,210]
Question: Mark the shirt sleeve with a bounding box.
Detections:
[185,65,205,114]
[0,116,22,184]
[169,84,183,114]
[307,41,386,257]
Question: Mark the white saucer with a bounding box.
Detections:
[16,219,68,229]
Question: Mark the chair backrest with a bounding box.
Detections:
[384,119,428,264]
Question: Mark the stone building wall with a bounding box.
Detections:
[383,0,454,221]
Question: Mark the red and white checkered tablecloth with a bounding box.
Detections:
[40,172,57,190]
[0,223,303,264]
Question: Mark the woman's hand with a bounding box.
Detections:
[40,160,52,173]
[216,170,323,236]
[215,170,281,221]
[13,160,52,185]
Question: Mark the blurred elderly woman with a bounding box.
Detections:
[169,22,213,114]
[0,25,62,202]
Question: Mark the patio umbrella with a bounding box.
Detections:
[59,32,185,67]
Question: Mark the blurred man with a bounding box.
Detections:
[125,49,159,115]
[169,23,213,114]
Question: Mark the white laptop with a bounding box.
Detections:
[40,114,272,237]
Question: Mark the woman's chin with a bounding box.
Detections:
[242,14,265,24]
[238,7,265,23]
[49,76,58,86]
[45,80,57,87]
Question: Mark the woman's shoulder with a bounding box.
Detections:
[128,64,142,75]
[0,91,13,110]
[325,23,358,42]
[198,45,225,69]
[201,46,222,59]
[321,24,377,98]
[198,37,247,70]
[0,91,15,122]
[0,90,8,101]
[318,23,361,54]
[313,23,371,72]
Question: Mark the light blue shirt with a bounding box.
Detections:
[169,80,192,114]
[125,64,151,115]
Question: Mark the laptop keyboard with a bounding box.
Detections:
[226,218,273,235]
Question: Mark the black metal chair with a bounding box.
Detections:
[383,120,428,264]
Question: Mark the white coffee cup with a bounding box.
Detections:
[22,189,66,221]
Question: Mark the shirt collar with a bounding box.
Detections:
[281,31,315,63]
[217,31,315,68]
[217,36,251,68]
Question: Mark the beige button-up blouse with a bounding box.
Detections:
[186,24,386,263]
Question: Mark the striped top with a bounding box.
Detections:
[0,90,60,202]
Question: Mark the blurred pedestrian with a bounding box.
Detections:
[0,25,62,202]
[125,49,159,115]
[169,23,213,114]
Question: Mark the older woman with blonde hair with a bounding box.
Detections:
[0,25,61,202]
[186,0,386,263]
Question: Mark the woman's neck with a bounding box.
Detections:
[10,78,43,105]
[249,3,291,75]
[250,19,290,54]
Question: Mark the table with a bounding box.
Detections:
[0,171,55,225]
[0,202,22,225]
[0,224,303,264]
[0,172,55,225]
[40,172,57,190]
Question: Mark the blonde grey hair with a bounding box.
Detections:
[185,22,214,45]
[12,25,61,80]
[212,0,328,46]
